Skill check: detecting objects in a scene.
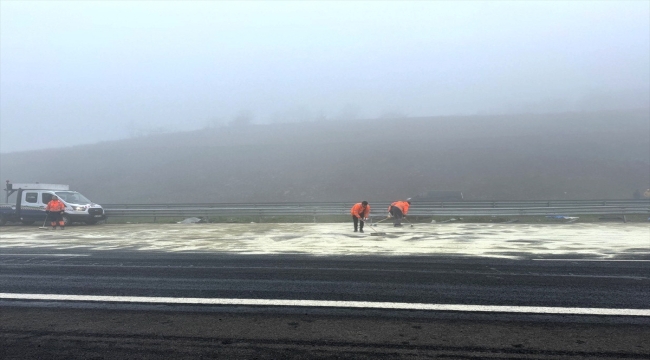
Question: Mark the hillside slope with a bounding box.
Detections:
[1,109,648,203]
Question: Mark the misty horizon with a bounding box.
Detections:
[1,109,647,202]
[2,106,650,155]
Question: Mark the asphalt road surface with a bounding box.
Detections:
[1,223,649,359]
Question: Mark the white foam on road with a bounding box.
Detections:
[0,253,89,257]
[1,223,648,259]
[1,293,648,316]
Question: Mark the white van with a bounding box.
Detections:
[1,183,106,225]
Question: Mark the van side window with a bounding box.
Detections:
[25,192,38,203]
[42,193,53,204]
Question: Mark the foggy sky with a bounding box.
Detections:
[1,1,649,153]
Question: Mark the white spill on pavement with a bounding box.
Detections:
[0,223,648,259]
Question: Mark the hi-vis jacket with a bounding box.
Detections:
[350,203,370,219]
[389,201,410,215]
[46,199,66,212]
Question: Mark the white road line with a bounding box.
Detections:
[533,259,650,262]
[0,254,89,257]
[1,293,648,316]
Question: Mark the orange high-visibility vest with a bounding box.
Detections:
[350,203,370,218]
[388,201,410,215]
[46,199,66,212]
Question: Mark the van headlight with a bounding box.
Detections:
[74,206,86,211]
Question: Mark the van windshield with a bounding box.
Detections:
[55,191,92,205]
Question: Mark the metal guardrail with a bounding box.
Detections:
[102,200,650,220]
[103,200,650,209]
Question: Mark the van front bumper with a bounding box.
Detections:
[66,208,107,222]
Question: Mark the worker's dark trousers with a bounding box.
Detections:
[352,216,364,232]
[49,212,64,228]
[389,206,403,226]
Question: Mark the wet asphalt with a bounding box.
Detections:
[1,227,649,359]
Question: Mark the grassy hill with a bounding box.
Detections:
[1,109,648,203]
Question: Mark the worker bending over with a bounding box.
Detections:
[388,199,411,227]
[45,195,66,230]
[350,201,371,233]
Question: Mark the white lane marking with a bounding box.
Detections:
[0,254,89,257]
[1,293,648,316]
[533,259,650,262]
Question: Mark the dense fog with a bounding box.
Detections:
[1,110,648,202]
[1,1,648,153]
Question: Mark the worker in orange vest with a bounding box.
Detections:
[45,195,66,230]
[350,201,370,233]
[388,198,411,227]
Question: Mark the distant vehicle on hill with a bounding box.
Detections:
[0,182,106,226]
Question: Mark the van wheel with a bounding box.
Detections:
[21,219,35,225]
[0,216,7,226]
[85,219,97,225]
[62,214,71,226]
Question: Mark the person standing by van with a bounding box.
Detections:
[350,201,370,233]
[46,195,66,230]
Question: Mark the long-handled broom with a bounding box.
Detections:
[373,217,391,224]
[366,217,386,236]
[38,212,49,229]
[367,223,386,236]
